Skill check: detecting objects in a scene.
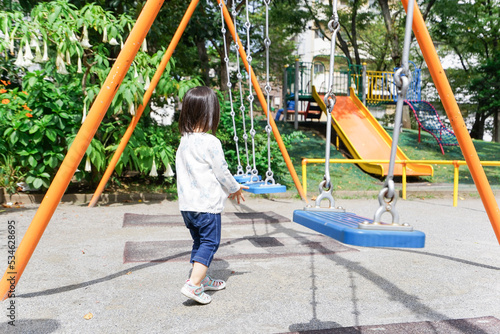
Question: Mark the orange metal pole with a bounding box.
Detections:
[402,0,500,243]
[0,0,165,300]
[88,0,200,207]
[218,0,308,202]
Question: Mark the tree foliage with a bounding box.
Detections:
[428,0,499,140]
[0,0,200,192]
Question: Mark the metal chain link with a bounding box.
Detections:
[232,3,252,176]
[219,1,243,175]
[314,1,340,208]
[245,0,259,182]
[371,0,415,225]
[263,0,276,186]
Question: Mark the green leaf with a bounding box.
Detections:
[3,128,13,137]
[29,125,40,134]
[45,156,58,168]
[32,178,43,189]
[27,76,38,88]
[28,155,37,168]
[9,131,18,145]
[46,129,57,142]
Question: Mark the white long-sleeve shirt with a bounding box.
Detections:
[176,133,240,213]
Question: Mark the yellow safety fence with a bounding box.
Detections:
[302,158,500,207]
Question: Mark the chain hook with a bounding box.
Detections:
[314,178,336,209]
[373,187,400,224]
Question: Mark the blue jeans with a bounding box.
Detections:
[181,211,221,267]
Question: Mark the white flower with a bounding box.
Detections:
[144,76,151,90]
[14,46,24,67]
[24,43,34,60]
[34,42,43,63]
[82,101,87,123]
[9,37,14,55]
[69,32,78,43]
[163,163,175,177]
[81,26,92,48]
[102,26,108,43]
[4,27,9,45]
[66,49,71,65]
[56,52,69,74]
[30,35,39,48]
[149,160,158,177]
[129,103,135,116]
[109,37,119,45]
[141,38,147,52]
[77,56,83,73]
[23,58,33,67]
[120,39,124,49]
[137,73,144,84]
[41,40,49,62]
[85,156,92,172]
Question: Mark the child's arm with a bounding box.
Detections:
[228,185,249,204]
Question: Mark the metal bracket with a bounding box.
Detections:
[304,180,345,212]
[358,187,413,231]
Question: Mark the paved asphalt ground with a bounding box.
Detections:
[0,193,499,333]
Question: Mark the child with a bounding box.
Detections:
[176,86,248,305]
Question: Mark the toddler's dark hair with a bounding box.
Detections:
[178,86,220,135]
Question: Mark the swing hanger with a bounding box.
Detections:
[359,0,416,230]
[305,0,343,212]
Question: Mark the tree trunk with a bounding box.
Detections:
[494,111,500,143]
[350,0,361,66]
[377,0,401,66]
[337,33,354,67]
[470,110,486,140]
[196,39,210,86]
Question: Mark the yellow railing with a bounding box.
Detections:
[301,158,500,207]
[351,71,395,104]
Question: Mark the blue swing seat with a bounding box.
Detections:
[244,181,287,194]
[293,210,425,248]
[234,174,262,183]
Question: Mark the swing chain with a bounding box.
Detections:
[244,0,259,179]
[219,0,243,175]
[231,3,251,176]
[394,68,411,94]
[368,0,416,227]
[328,12,340,31]
[263,0,277,187]
[309,0,342,211]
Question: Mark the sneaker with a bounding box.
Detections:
[181,280,211,304]
[201,275,226,291]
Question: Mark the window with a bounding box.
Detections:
[314,63,325,75]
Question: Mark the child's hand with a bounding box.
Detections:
[229,185,249,204]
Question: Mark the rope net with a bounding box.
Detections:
[406,100,459,147]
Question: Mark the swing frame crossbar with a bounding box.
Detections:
[293,210,425,248]
[0,0,499,300]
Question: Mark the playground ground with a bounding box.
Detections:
[1,191,500,333]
